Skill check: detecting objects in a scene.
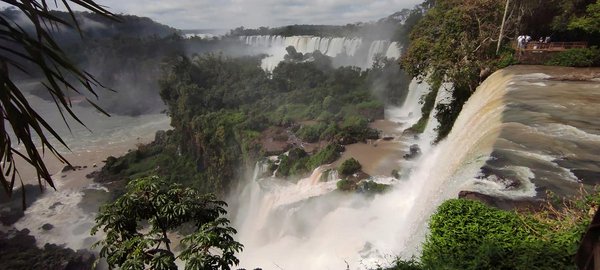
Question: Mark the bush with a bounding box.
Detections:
[338,158,361,176]
[420,198,590,269]
[306,144,344,170]
[336,179,354,191]
[357,181,390,194]
[296,123,327,143]
[546,47,600,67]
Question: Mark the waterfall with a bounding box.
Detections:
[420,82,453,151]
[385,78,431,130]
[240,35,402,71]
[385,42,402,59]
[230,65,600,269]
[366,40,390,67]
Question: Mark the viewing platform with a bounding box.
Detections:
[515,41,588,64]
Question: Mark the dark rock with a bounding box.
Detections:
[0,229,96,270]
[41,223,54,231]
[382,136,394,141]
[458,190,543,211]
[0,185,44,225]
[61,165,75,172]
[49,202,63,210]
[403,144,422,160]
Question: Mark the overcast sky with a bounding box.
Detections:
[1,0,424,30]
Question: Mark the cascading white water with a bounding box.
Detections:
[385,42,402,59]
[419,82,453,151]
[385,78,431,130]
[9,92,171,250]
[241,35,400,71]
[231,67,543,269]
[366,40,390,67]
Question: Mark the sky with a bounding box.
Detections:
[1,0,423,30]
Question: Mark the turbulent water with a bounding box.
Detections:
[230,65,600,269]
[241,35,402,70]
[9,88,170,249]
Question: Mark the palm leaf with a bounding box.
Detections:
[0,0,119,208]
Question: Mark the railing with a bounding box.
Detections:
[516,41,588,52]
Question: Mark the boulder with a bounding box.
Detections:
[403,144,422,160]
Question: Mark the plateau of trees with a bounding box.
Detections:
[97,49,392,195]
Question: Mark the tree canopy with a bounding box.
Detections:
[92,176,242,270]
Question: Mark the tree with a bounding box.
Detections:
[92,176,243,270]
[0,1,116,204]
[568,0,600,33]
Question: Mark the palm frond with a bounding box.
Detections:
[0,0,119,207]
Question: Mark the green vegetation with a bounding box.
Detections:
[0,1,117,201]
[273,144,344,178]
[336,179,354,191]
[568,0,600,34]
[100,50,384,194]
[92,176,242,270]
[357,181,390,194]
[402,0,600,142]
[407,81,440,134]
[228,10,420,41]
[339,158,362,176]
[546,47,600,67]
[386,190,600,270]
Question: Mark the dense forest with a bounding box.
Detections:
[93,49,409,195]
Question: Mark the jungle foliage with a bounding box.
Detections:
[100,50,386,194]
[385,190,600,270]
[401,0,600,142]
[92,176,242,270]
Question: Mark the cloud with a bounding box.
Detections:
[36,0,424,29]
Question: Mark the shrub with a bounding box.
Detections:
[296,123,326,143]
[338,158,361,176]
[336,179,354,191]
[306,144,344,170]
[420,198,591,269]
[546,47,600,67]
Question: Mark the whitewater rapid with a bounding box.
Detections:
[9,93,171,250]
[230,66,600,269]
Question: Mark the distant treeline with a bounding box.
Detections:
[228,8,426,43]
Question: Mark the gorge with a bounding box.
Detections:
[2,1,600,269]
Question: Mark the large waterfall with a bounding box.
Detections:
[230,65,600,269]
[241,35,402,71]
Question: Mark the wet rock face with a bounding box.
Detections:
[0,185,44,226]
[0,229,96,270]
[403,144,421,160]
[458,190,543,211]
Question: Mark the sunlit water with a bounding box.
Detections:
[230,66,600,269]
[9,88,170,250]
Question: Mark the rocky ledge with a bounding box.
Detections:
[0,229,95,270]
